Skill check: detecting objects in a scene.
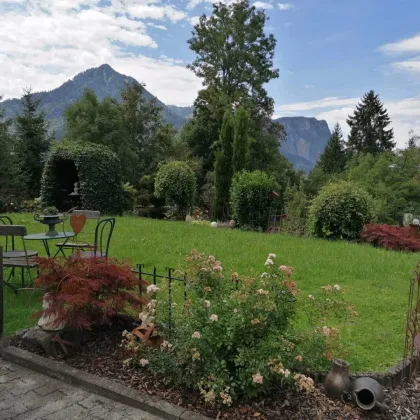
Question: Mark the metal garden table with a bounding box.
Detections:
[23,232,75,258]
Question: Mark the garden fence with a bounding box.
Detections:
[133,263,240,331]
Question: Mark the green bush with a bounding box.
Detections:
[124,252,356,406]
[308,181,374,240]
[154,161,196,219]
[41,141,123,214]
[122,182,137,212]
[230,171,277,230]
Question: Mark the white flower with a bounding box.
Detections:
[283,369,290,378]
[268,253,277,259]
[161,340,173,349]
[204,300,211,308]
[233,309,238,313]
[334,284,341,291]
[261,272,268,278]
[192,331,201,339]
[264,258,274,266]
[139,358,149,367]
[209,314,218,322]
[308,295,314,300]
[322,326,331,337]
[146,284,160,294]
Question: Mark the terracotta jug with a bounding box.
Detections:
[324,359,350,399]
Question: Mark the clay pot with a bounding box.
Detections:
[324,359,350,399]
[351,377,388,413]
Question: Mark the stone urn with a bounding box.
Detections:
[324,359,351,399]
[34,213,62,237]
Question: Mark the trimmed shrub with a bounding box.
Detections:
[154,161,196,219]
[230,170,277,230]
[359,224,420,252]
[308,181,374,240]
[41,141,123,214]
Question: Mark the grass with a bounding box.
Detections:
[2,213,419,372]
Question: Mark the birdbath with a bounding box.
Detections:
[34,207,63,237]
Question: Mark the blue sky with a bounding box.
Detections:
[1,0,420,146]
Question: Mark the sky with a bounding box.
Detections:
[1,0,420,147]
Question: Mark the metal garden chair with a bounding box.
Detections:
[0,225,38,292]
[77,218,116,259]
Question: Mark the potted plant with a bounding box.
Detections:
[34,206,63,236]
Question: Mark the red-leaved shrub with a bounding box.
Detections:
[359,224,420,252]
[34,257,148,329]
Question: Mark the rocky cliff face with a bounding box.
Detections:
[275,116,331,171]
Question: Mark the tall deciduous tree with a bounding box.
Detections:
[15,89,52,197]
[232,107,250,173]
[213,110,235,220]
[317,123,347,175]
[347,90,395,155]
[185,0,281,181]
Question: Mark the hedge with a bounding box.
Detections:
[40,141,123,214]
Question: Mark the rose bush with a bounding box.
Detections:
[123,251,356,406]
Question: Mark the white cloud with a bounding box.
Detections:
[278,3,293,10]
[189,15,201,25]
[379,34,420,55]
[0,1,202,105]
[253,2,273,9]
[128,4,187,22]
[275,96,420,148]
[148,23,168,30]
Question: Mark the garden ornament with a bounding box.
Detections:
[324,359,351,399]
[351,377,388,413]
[211,221,218,228]
[38,293,66,331]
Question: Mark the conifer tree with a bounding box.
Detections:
[232,107,250,173]
[347,90,395,155]
[213,110,235,220]
[15,89,52,197]
[318,123,347,175]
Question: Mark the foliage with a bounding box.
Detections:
[213,110,235,220]
[122,182,137,212]
[0,98,25,204]
[347,90,395,155]
[232,107,250,173]
[34,256,145,330]
[41,206,59,215]
[230,170,277,230]
[282,185,309,236]
[14,89,52,198]
[184,0,280,185]
[40,141,123,214]
[154,161,196,219]
[345,150,420,224]
[359,224,420,252]
[308,181,374,240]
[317,123,347,175]
[124,252,355,405]
[64,84,174,185]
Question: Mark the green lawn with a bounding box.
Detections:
[2,213,418,372]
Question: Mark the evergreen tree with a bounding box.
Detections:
[0,99,25,203]
[408,130,420,149]
[213,110,235,220]
[318,123,347,175]
[232,107,250,173]
[15,89,52,198]
[347,90,395,155]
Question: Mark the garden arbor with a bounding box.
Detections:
[40,142,123,214]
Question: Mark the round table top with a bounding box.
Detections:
[24,232,75,240]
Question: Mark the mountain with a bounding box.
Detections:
[1,64,330,171]
[275,117,331,171]
[0,64,189,138]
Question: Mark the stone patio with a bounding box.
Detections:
[0,360,162,420]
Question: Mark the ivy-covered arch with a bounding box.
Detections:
[41,141,123,214]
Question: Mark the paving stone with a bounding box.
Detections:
[0,359,163,420]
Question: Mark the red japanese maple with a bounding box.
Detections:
[34,256,148,330]
[359,224,420,252]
